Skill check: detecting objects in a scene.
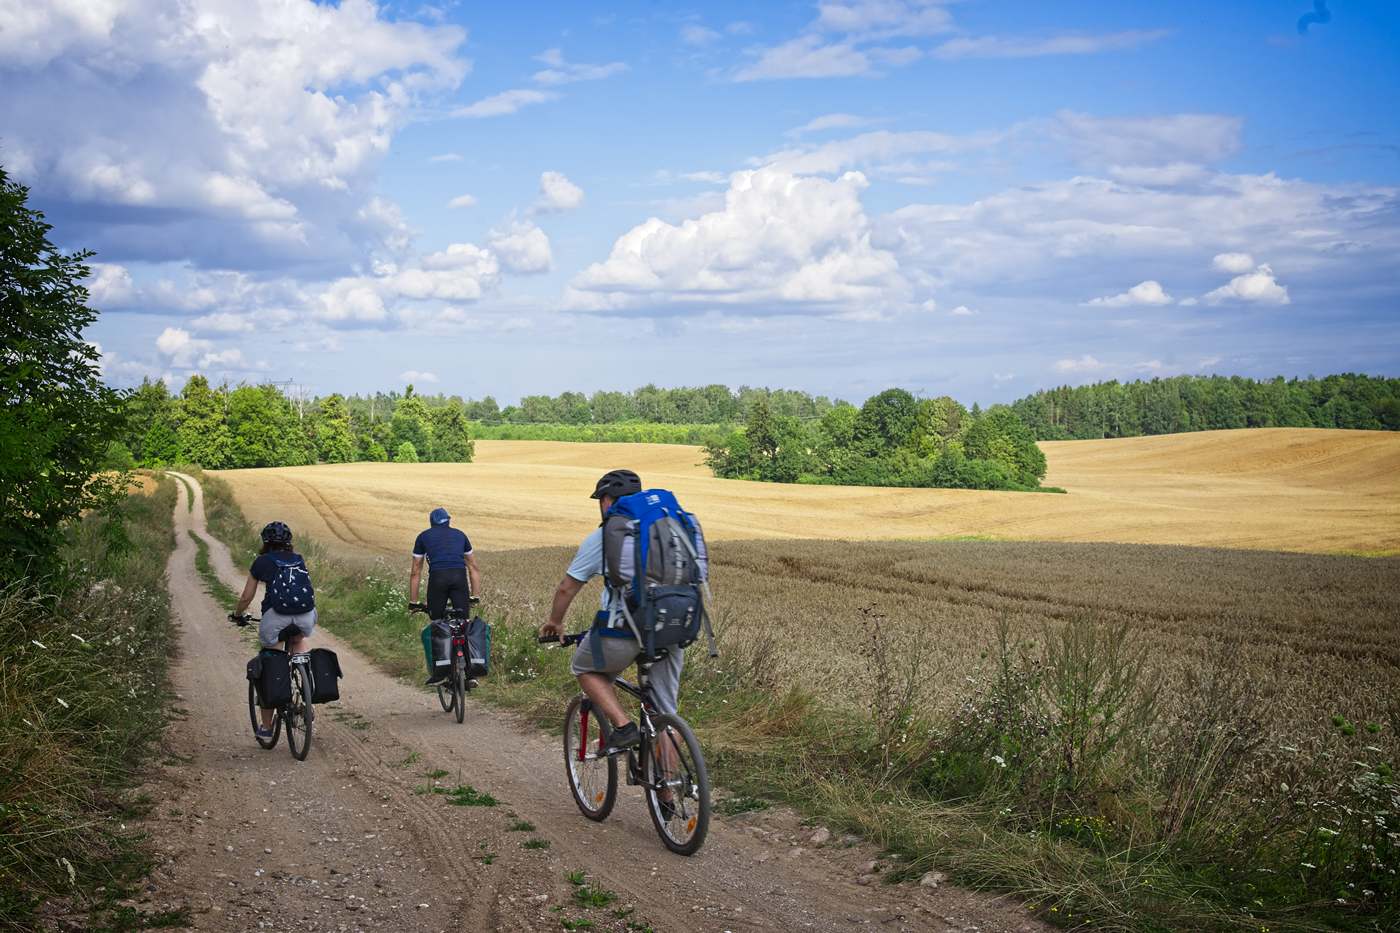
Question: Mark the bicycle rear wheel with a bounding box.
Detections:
[452,664,466,724]
[248,682,280,749]
[643,714,710,855]
[563,694,616,821]
[285,664,313,760]
[437,682,454,712]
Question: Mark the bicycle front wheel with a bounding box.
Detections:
[285,664,313,761]
[248,682,280,749]
[563,694,616,821]
[643,713,710,855]
[437,682,454,712]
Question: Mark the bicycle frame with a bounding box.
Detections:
[574,663,675,792]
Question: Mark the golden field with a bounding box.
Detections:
[214,428,1400,559]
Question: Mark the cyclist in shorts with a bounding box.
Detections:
[538,470,685,755]
[231,521,316,739]
[408,507,481,684]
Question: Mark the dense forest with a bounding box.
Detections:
[1009,374,1400,440]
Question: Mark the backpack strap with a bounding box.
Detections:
[670,519,719,659]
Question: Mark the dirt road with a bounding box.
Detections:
[136,474,1044,932]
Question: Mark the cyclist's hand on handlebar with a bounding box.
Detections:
[408,602,428,614]
[228,612,251,626]
[537,620,563,644]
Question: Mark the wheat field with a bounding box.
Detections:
[214,428,1400,559]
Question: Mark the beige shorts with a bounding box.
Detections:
[570,632,684,716]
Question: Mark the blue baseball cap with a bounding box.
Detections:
[430,507,451,525]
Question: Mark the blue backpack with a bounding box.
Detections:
[266,553,315,615]
[601,489,717,660]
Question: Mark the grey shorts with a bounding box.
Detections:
[259,608,317,647]
[570,632,684,716]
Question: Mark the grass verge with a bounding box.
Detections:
[0,474,184,931]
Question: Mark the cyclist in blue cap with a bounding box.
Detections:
[408,506,481,684]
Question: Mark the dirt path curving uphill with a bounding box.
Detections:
[136,473,1045,932]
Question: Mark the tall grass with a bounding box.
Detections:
[0,476,182,930]
[197,475,1400,931]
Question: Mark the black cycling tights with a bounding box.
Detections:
[427,567,471,620]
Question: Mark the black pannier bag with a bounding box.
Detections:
[308,647,342,703]
[255,648,292,709]
[464,617,491,677]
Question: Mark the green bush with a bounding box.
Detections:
[395,441,420,463]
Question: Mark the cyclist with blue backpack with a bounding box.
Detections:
[230,521,317,738]
[539,470,714,755]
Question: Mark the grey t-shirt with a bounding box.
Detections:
[566,528,622,623]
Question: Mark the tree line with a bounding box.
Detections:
[342,384,840,426]
[1009,374,1400,440]
[704,390,1052,491]
[118,378,475,469]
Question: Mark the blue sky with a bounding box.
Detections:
[3,0,1397,404]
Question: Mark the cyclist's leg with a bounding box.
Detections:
[426,569,451,621]
[646,648,686,799]
[442,567,470,616]
[571,634,636,728]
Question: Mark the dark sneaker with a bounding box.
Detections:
[602,721,641,755]
[425,671,447,686]
[466,679,479,691]
[254,726,274,740]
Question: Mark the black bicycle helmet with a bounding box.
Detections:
[590,469,641,500]
[260,521,293,546]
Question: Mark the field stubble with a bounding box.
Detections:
[215,428,1400,558]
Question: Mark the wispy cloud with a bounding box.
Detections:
[454,88,556,118]
[934,29,1171,60]
[787,113,879,137]
[1085,280,1173,308]
[532,48,628,85]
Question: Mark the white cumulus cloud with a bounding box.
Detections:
[1212,252,1256,274]
[447,193,477,209]
[1086,280,1173,308]
[568,168,908,315]
[487,221,552,274]
[1205,263,1290,305]
[536,171,584,212]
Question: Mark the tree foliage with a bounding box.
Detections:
[1011,374,1400,440]
[706,389,1048,491]
[0,166,125,576]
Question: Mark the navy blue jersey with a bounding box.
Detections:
[412,525,472,571]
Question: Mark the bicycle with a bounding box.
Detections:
[231,615,315,760]
[410,599,481,724]
[538,632,711,855]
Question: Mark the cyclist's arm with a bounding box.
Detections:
[466,550,482,599]
[541,574,585,637]
[409,554,425,603]
[233,573,258,615]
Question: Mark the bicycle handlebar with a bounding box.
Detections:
[409,596,481,615]
[229,613,259,626]
[537,631,585,647]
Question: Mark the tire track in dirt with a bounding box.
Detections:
[282,475,385,553]
[144,473,1048,932]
